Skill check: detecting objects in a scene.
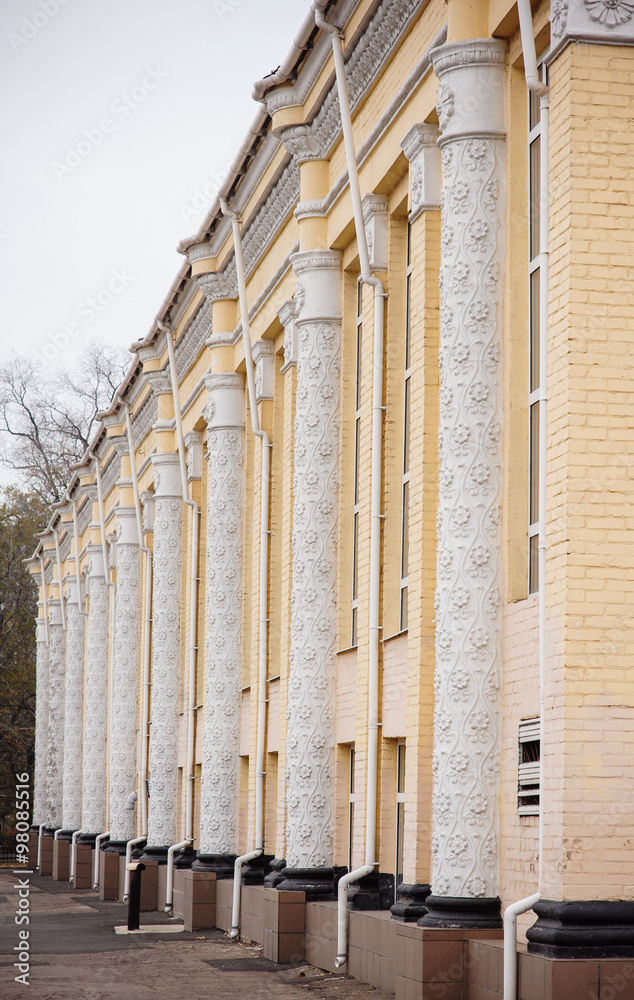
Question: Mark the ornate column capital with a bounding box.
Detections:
[431,39,507,140]
[550,0,634,58]
[252,340,275,403]
[401,124,441,219]
[362,193,389,272]
[144,370,173,397]
[185,431,203,481]
[151,452,182,499]
[196,270,238,305]
[278,299,298,373]
[115,506,139,546]
[291,249,342,322]
[85,543,106,580]
[204,372,245,430]
[278,123,327,164]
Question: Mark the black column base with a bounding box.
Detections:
[391,883,432,922]
[42,827,57,837]
[173,846,195,869]
[130,840,147,859]
[527,899,634,958]
[264,859,287,887]
[276,867,338,901]
[139,845,169,865]
[348,871,395,911]
[192,853,237,877]
[56,829,76,842]
[103,840,129,855]
[77,833,98,847]
[241,854,275,885]
[418,895,502,929]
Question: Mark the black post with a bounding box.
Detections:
[127,862,145,931]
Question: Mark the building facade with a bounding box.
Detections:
[28,0,634,993]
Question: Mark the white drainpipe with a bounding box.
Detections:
[70,829,83,883]
[124,403,153,872]
[53,528,67,631]
[158,322,201,911]
[39,555,50,647]
[219,198,270,941]
[315,6,386,969]
[36,823,44,870]
[93,830,110,888]
[504,3,549,998]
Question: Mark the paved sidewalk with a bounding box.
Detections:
[0,869,393,999]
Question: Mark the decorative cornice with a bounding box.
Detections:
[252,339,275,402]
[431,39,506,76]
[185,240,215,264]
[362,193,388,272]
[401,123,441,219]
[549,0,634,57]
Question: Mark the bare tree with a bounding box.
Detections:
[0,341,128,505]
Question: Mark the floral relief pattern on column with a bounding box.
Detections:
[286,250,342,871]
[82,569,109,834]
[109,537,141,842]
[431,39,506,901]
[62,595,85,830]
[200,417,244,854]
[147,477,182,848]
[46,602,66,828]
[33,623,50,826]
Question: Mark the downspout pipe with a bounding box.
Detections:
[93,830,110,888]
[53,528,67,631]
[158,322,200,911]
[315,7,385,969]
[70,829,83,883]
[37,823,44,870]
[124,404,152,854]
[504,3,549,997]
[39,556,50,646]
[219,198,270,941]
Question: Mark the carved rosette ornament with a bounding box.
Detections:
[46,599,66,828]
[550,0,634,51]
[61,580,85,831]
[33,618,50,826]
[278,249,342,898]
[82,549,109,835]
[109,508,141,844]
[421,39,507,929]
[145,453,183,852]
[195,374,245,873]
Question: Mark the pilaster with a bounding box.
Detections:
[81,545,109,836]
[194,372,246,875]
[277,248,342,899]
[421,37,507,929]
[46,597,66,829]
[108,506,142,846]
[144,452,183,856]
[61,577,85,832]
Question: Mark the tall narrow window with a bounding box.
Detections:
[400,225,412,630]
[517,717,540,815]
[395,743,406,898]
[351,281,363,645]
[528,88,542,593]
[348,746,356,872]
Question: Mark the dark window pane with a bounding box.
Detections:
[401,481,409,579]
[530,403,540,525]
[530,137,540,260]
[400,586,408,632]
[403,379,410,473]
[530,269,540,393]
[529,534,539,594]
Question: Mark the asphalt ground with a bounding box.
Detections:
[0,868,394,999]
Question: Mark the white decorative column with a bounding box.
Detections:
[81,545,109,839]
[61,577,85,832]
[193,373,245,876]
[421,38,507,929]
[277,249,342,898]
[33,617,50,827]
[46,596,66,829]
[108,505,141,849]
[144,451,183,859]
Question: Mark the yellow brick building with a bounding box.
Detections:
[29,0,634,994]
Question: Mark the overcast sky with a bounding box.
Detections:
[0,0,307,370]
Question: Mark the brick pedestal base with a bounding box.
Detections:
[39,834,54,876]
[99,849,120,900]
[181,870,216,931]
[52,839,70,881]
[74,845,93,888]
[263,887,306,964]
